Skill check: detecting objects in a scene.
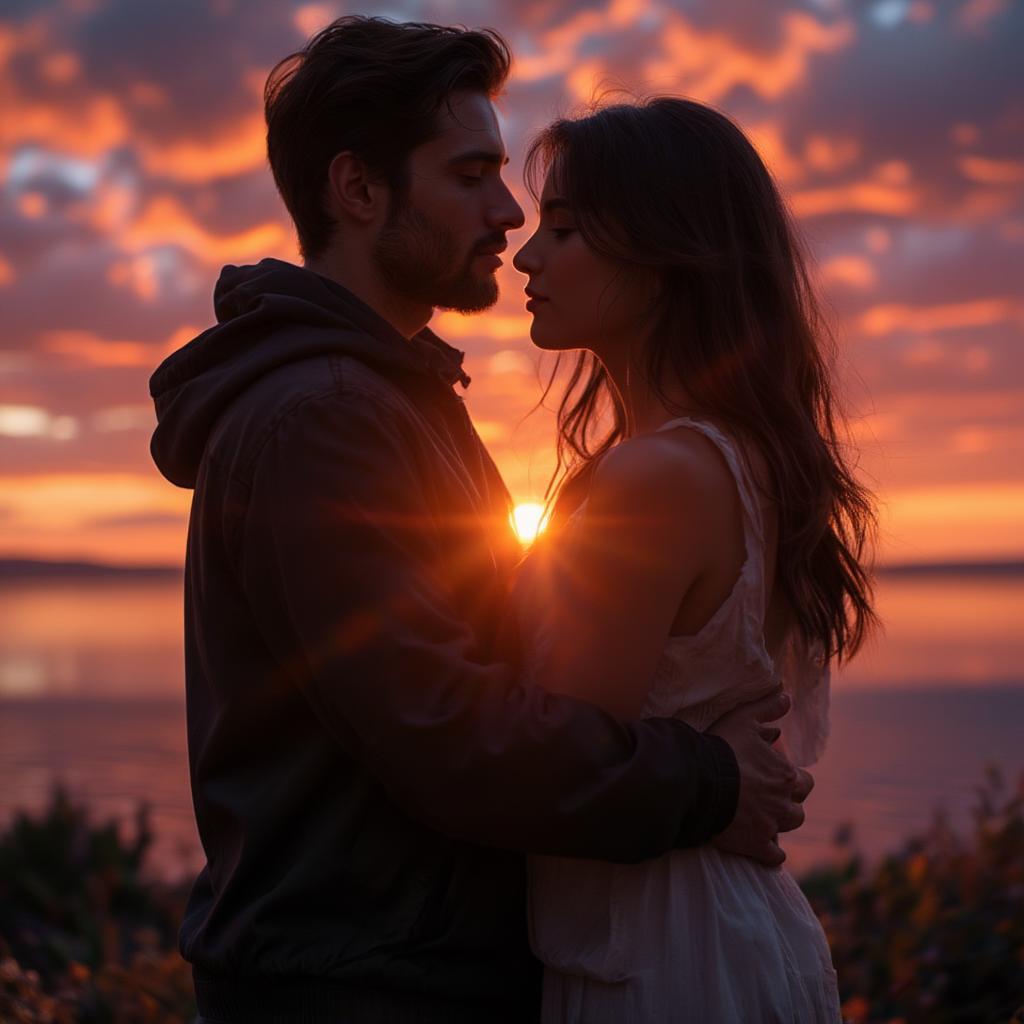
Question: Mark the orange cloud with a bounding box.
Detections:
[566,58,611,103]
[790,180,918,218]
[714,125,862,193]
[293,4,339,40]
[955,185,1022,223]
[16,192,47,218]
[0,90,129,158]
[137,112,267,184]
[896,338,990,375]
[86,178,137,234]
[875,390,1023,420]
[804,134,861,175]
[645,11,855,103]
[745,121,806,184]
[958,155,1024,186]
[514,7,855,107]
[124,194,291,264]
[0,17,43,70]
[41,324,202,368]
[860,298,1024,336]
[875,160,911,185]
[106,256,159,301]
[40,52,80,84]
[514,0,657,83]
[42,332,160,369]
[821,255,877,289]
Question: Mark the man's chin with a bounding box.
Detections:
[433,278,499,315]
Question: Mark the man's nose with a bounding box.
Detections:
[489,181,525,231]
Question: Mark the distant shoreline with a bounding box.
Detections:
[876,559,1024,577]
[3,556,1023,580]
[0,559,183,580]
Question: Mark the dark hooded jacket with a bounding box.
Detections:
[149,259,739,1023]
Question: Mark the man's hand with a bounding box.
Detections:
[707,687,814,867]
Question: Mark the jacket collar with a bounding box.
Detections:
[300,263,472,390]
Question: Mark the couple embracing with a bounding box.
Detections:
[150,16,875,1024]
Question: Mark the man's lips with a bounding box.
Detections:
[475,241,506,270]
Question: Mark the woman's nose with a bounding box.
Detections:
[513,233,541,274]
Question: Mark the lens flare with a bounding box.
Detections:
[510,502,548,545]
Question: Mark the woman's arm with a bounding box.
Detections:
[531,427,744,720]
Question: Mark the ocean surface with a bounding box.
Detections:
[1,568,1022,881]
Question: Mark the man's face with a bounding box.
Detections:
[373,91,525,313]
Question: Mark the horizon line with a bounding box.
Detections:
[3,555,1024,579]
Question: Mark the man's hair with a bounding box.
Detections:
[264,17,511,259]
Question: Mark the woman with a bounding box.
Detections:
[511,98,876,1022]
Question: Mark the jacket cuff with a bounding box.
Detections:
[673,732,741,847]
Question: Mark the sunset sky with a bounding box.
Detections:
[1,0,1022,566]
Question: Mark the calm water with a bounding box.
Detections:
[1,571,1022,880]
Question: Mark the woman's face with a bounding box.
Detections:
[513,172,652,355]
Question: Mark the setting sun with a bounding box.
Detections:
[510,502,548,545]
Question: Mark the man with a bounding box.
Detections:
[150,17,809,1023]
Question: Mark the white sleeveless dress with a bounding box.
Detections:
[515,418,841,1023]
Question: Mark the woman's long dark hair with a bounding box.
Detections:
[526,97,877,664]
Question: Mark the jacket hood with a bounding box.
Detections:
[149,259,470,488]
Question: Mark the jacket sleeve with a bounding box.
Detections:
[239,386,739,862]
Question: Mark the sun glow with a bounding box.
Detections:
[511,502,549,545]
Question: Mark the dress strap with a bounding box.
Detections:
[655,417,831,767]
[654,416,768,619]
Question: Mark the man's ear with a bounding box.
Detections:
[325,150,388,226]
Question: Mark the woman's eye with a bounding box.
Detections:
[550,227,574,239]
[460,174,483,185]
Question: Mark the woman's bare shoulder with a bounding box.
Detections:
[586,424,741,518]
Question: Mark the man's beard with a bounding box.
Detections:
[373,199,499,314]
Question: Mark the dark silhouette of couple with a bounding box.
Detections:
[150,16,874,1023]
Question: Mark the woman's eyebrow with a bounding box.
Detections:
[541,198,572,214]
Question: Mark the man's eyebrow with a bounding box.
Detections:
[447,149,508,167]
